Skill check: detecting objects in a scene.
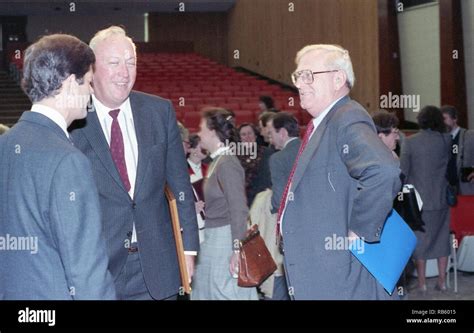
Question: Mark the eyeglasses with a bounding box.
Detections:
[291,69,339,85]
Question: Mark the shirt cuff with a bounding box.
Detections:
[184,251,197,256]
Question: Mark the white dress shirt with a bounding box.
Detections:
[31,104,69,138]
[93,95,140,242]
[188,158,203,183]
[450,126,460,140]
[93,96,196,255]
[280,95,346,232]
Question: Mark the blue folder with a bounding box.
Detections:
[350,209,417,294]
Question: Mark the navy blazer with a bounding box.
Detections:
[69,91,199,300]
[0,112,116,300]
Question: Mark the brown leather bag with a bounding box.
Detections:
[238,224,277,287]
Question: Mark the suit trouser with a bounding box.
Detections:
[116,250,154,300]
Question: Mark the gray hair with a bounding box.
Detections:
[295,44,355,89]
[89,26,136,55]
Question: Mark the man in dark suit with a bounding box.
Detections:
[0,34,116,299]
[69,26,199,300]
[267,112,301,214]
[442,105,474,195]
[265,112,300,300]
[279,44,400,299]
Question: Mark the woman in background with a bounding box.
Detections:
[400,106,451,293]
[191,107,257,300]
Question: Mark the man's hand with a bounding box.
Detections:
[229,251,240,277]
[195,200,205,215]
[185,254,195,284]
[348,230,360,243]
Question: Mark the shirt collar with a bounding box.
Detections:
[30,104,69,138]
[92,95,132,120]
[450,126,460,139]
[187,158,202,169]
[311,95,346,130]
[283,137,298,149]
[210,146,230,159]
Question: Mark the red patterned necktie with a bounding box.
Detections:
[109,109,131,192]
[276,120,315,238]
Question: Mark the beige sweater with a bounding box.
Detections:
[203,154,249,249]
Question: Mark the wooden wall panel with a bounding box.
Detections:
[148,12,228,64]
[378,0,404,122]
[439,0,468,127]
[227,0,380,113]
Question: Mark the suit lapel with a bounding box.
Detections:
[290,96,350,193]
[130,92,153,198]
[81,104,126,192]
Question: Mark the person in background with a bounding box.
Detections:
[178,121,190,155]
[372,110,400,159]
[187,133,208,244]
[192,107,258,300]
[259,95,279,113]
[441,105,474,194]
[0,34,115,299]
[267,112,301,214]
[237,123,268,206]
[400,106,451,293]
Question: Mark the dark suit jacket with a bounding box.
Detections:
[269,138,301,213]
[282,96,401,300]
[69,91,199,300]
[0,112,116,299]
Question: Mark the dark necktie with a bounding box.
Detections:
[109,109,131,192]
[276,120,315,238]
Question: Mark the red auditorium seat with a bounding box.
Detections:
[184,113,202,129]
[205,97,227,105]
[213,91,233,97]
[235,111,256,124]
[234,91,253,97]
[241,102,258,110]
[451,196,474,244]
[175,105,195,114]
[221,103,240,111]
[227,97,248,104]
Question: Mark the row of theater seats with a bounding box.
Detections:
[132,52,307,131]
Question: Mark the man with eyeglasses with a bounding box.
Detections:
[278,44,401,300]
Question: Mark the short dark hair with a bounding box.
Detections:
[188,133,201,149]
[22,34,95,103]
[372,110,399,135]
[259,95,275,109]
[417,105,446,133]
[258,111,275,127]
[271,112,299,137]
[202,107,237,143]
[440,105,458,120]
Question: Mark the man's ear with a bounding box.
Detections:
[334,70,347,90]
